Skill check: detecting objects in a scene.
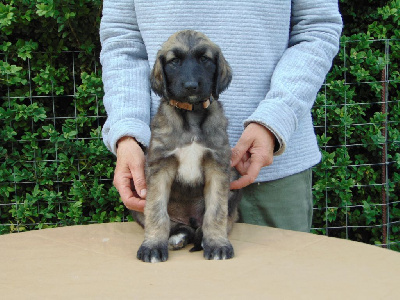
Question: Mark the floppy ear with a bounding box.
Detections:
[213,51,232,98]
[150,54,168,97]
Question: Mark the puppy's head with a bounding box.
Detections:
[150,30,232,102]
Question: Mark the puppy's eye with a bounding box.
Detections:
[199,55,210,63]
[168,58,181,66]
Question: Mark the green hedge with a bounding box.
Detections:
[1,0,399,250]
[0,0,124,231]
[311,0,400,249]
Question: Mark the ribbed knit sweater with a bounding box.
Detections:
[100,0,342,182]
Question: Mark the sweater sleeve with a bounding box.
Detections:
[100,0,151,155]
[244,0,342,156]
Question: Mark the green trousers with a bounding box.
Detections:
[238,168,313,233]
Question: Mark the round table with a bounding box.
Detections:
[0,222,399,299]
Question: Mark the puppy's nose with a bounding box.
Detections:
[183,81,199,91]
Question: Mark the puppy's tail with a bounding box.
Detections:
[189,218,203,252]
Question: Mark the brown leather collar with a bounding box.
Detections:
[168,97,213,111]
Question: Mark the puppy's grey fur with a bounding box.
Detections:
[133,30,241,263]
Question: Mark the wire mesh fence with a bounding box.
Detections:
[312,38,400,250]
[1,39,399,250]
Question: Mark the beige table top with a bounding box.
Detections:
[1,222,399,299]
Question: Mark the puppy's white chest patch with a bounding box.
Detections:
[174,142,207,184]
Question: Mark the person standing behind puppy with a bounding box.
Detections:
[100,0,342,232]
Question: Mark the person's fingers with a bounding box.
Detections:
[114,175,146,212]
[114,168,146,211]
[114,137,147,211]
[230,156,263,190]
[230,123,277,189]
[129,160,147,198]
[124,195,146,212]
[234,156,249,177]
[231,136,252,167]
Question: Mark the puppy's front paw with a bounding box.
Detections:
[203,240,234,260]
[137,242,168,263]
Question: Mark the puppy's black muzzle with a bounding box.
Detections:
[183,81,199,92]
[166,57,215,103]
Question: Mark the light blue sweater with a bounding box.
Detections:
[100,0,342,182]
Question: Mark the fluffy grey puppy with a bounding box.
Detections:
[133,30,241,263]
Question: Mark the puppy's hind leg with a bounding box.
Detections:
[137,166,176,263]
[227,187,242,234]
[168,222,195,250]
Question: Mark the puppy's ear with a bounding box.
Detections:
[213,51,232,98]
[150,54,168,97]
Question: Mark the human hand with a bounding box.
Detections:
[114,137,147,212]
[230,123,276,190]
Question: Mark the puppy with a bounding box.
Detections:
[133,30,241,263]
